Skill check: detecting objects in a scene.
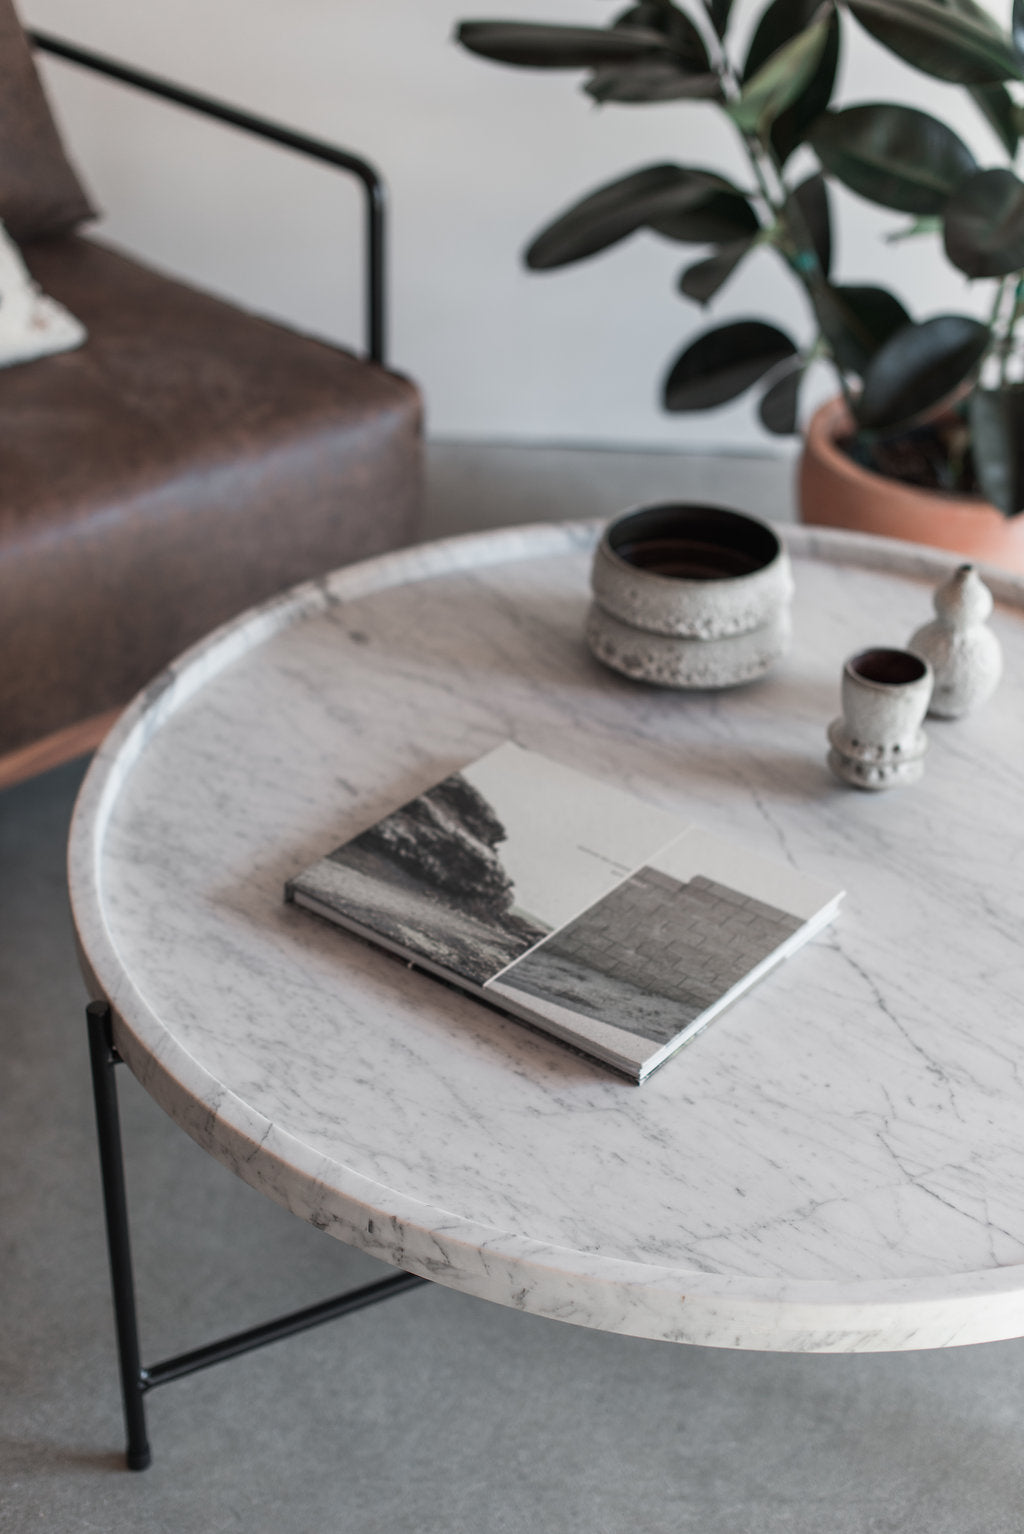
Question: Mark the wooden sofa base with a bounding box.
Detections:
[0,707,120,793]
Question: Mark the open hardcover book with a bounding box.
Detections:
[285,743,843,1083]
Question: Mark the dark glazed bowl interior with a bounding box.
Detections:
[607,504,781,582]
[849,648,928,686]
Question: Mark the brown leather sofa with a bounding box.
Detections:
[0,2,422,788]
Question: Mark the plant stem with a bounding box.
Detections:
[715,6,854,420]
[742,122,858,417]
[985,276,1013,387]
[1000,272,1024,386]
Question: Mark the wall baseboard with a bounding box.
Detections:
[423,441,796,542]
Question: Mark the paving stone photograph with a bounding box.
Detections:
[496,868,803,1047]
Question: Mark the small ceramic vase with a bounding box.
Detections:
[907,564,1002,719]
[827,648,933,790]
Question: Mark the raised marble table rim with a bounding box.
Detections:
[69,521,1024,1356]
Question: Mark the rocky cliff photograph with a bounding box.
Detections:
[287,764,551,986]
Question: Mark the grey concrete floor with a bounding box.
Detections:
[3,446,1024,1532]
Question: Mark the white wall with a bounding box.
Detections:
[21,0,1008,449]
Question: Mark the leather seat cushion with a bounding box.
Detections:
[0,234,422,754]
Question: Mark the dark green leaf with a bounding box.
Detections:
[1015,0,1024,62]
[664,320,798,410]
[456,21,677,68]
[855,314,988,430]
[729,16,831,134]
[525,164,737,268]
[934,0,1003,22]
[775,16,839,162]
[934,0,1024,138]
[586,63,721,100]
[810,104,976,213]
[969,385,1024,515]
[677,238,755,304]
[968,84,1020,156]
[944,168,1024,278]
[649,186,760,242]
[743,0,824,75]
[788,172,832,277]
[847,0,1022,84]
[743,0,841,163]
[702,0,735,38]
[612,2,710,70]
[759,360,805,433]
[938,0,1010,24]
[815,283,911,374]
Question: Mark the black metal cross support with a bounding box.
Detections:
[85,1000,426,1471]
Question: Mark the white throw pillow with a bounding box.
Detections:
[0,219,86,369]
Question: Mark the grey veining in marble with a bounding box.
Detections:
[68,523,1024,1354]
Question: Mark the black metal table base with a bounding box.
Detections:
[86,1001,426,1470]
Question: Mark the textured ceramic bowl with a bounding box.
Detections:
[591,503,793,640]
[587,503,793,688]
[586,602,791,689]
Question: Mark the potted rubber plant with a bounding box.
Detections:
[457,0,1024,568]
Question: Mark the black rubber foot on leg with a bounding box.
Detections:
[126,1447,151,1471]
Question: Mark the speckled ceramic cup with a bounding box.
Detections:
[588,503,793,688]
[827,647,934,790]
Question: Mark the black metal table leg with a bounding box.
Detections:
[85,998,427,1470]
[86,1000,151,1470]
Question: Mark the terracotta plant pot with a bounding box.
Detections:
[799,397,1024,574]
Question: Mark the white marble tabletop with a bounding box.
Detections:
[69,523,1024,1354]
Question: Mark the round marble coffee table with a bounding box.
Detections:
[70,522,1024,1358]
